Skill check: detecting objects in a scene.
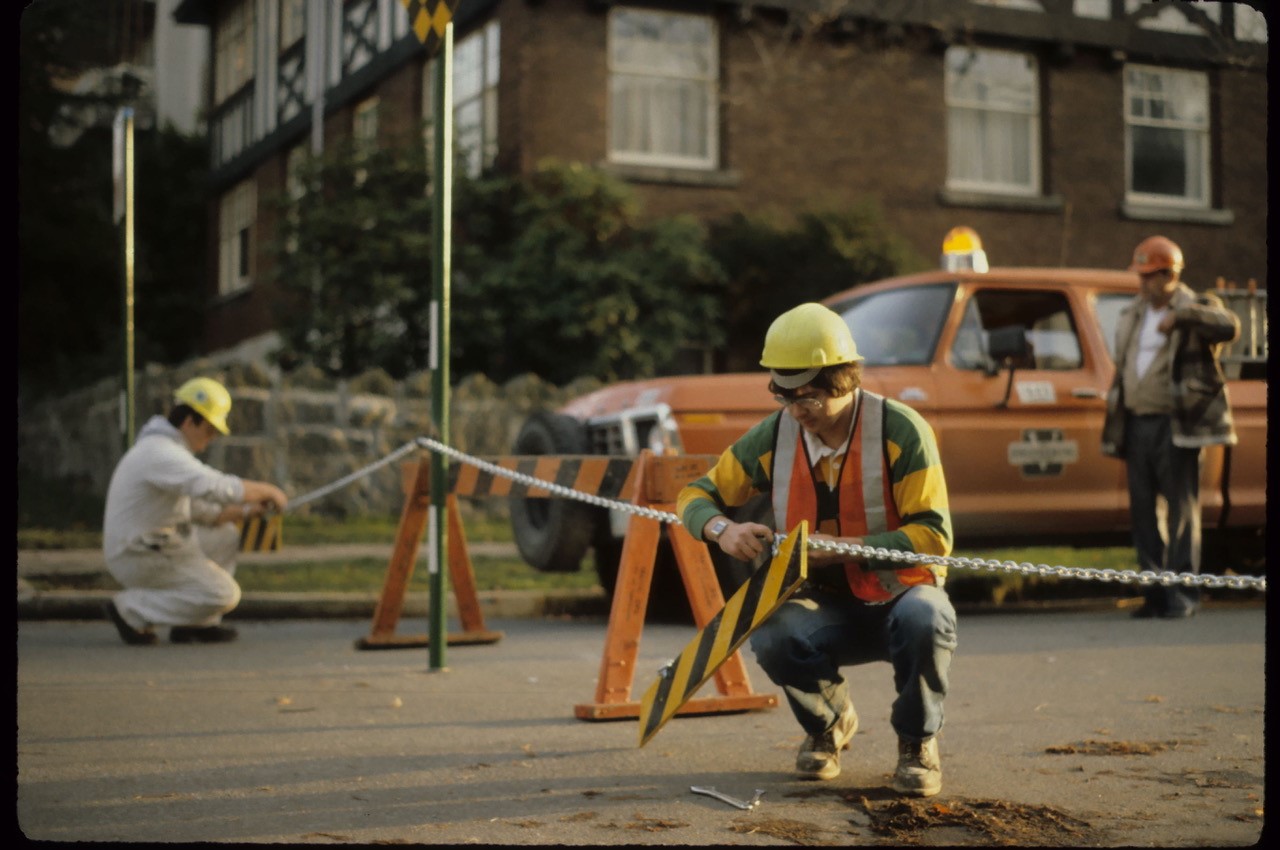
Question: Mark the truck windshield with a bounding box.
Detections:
[829,283,955,366]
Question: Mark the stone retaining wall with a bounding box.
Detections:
[18,351,602,517]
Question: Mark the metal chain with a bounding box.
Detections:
[412,437,682,525]
[284,436,1265,593]
[284,441,424,511]
[798,535,1266,592]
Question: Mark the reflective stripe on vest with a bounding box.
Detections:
[771,391,936,603]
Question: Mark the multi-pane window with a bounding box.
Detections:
[353,97,379,185]
[354,97,379,155]
[1124,64,1209,206]
[608,8,718,169]
[423,21,500,179]
[283,144,308,255]
[280,0,306,50]
[218,179,256,295]
[945,47,1040,195]
[214,0,255,103]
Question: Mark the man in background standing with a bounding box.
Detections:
[1101,236,1239,619]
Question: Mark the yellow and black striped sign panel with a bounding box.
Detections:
[637,523,809,747]
[238,514,282,552]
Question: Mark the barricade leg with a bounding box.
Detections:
[355,457,502,650]
[574,450,778,720]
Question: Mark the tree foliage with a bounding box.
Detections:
[269,140,435,378]
[19,0,208,402]
[272,154,727,384]
[707,203,929,370]
[453,162,726,384]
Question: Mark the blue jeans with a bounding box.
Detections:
[749,583,957,739]
[1124,413,1202,614]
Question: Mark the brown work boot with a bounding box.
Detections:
[893,735,942,797]
[795,702,858,780]
[104,601,157,646]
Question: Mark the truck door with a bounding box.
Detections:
[933,286,1125,541]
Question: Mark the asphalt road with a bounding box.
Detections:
[15,607,1265,846]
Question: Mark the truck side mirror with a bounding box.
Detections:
[988,325,1030,364]
[986,325,1030,407]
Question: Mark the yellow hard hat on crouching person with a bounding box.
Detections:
[760,303,862,388]
[174,377,233,435]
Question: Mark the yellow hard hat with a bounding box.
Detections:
[174,377,232,435]
[760,303,861,388]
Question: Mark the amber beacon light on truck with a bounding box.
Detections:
[940,225,989,273]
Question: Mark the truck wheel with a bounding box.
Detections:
[509,411,596,573]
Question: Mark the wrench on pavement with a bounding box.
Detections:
[690,786,765,810]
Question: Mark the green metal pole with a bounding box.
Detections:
[429,23,453,671]
[118,107,136,450]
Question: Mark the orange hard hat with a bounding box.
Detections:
[1129,236,1184,274]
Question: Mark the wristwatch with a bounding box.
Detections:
[705,518,730,542]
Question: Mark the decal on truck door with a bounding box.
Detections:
[1008,429,1079,477]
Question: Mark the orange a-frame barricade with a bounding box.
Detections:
[574,449,779,721]
[355,454,504,650]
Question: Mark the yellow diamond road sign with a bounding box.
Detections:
[402,0,460,54]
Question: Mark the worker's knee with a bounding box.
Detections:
[202,564,241,612]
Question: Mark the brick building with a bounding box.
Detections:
[171,0,1268,359]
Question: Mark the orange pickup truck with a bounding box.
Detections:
[510,232,1267,595]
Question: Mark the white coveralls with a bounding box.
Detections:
[102,415,248,631]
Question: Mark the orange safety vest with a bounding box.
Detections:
[771,391,939,603]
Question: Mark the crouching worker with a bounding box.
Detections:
[677,303,957,797]
[102,378,289,645]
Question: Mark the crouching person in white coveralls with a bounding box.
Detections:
[101,378,289,645]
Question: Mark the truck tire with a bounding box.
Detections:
[509,411,596,573]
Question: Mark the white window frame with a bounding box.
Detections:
[214,0,255,104]
[218,179,257,296]
[422,21,501,179]
[1123,64,1210,208]
[944,47,1041,196]
[607,8,719,170]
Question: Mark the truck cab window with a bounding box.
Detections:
[950,289,1083,371]
[832,283,954,367]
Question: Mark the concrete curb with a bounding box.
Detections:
[17,584,612,622]
[21,582,1260,625]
